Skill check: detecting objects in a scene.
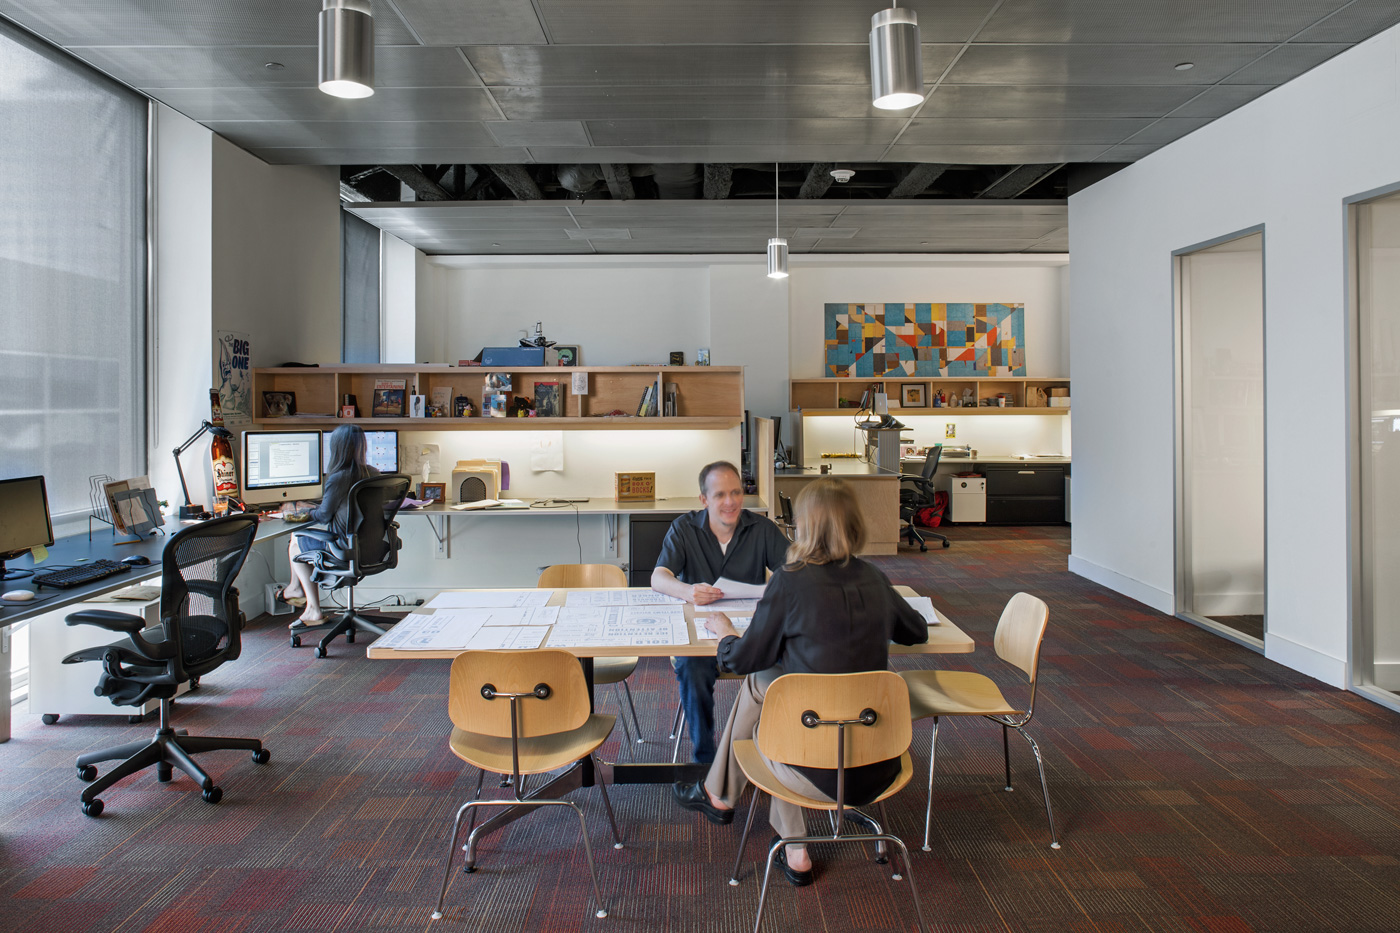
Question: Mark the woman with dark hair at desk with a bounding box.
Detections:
[280,424,376,629]
[672,478,928,884]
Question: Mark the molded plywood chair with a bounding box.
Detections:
[899,592,1060,851]
[537,564,644,753]
[728,671,928,933]
[431,649,623,921]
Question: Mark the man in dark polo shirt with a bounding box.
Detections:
[651,460,790,763]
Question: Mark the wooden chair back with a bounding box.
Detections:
[994,592,1050,682]
[757,671,911,770]
[449,649,590,738]
[537,564,628,589]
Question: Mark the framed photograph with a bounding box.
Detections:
[553,345,579,367]
[901,384,926,408]
[372,378,407,417]
[262,390,296,418]
[696,348,710,366]
[419,482,446,502]
[534,382,562,418]
[669,351,685,366]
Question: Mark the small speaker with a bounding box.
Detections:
[452,469,499,503]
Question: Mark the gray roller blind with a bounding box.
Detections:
[0,21,147,519]
[342,211,381,364]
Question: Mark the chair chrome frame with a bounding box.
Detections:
[431,679,623,922]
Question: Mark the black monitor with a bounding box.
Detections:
[241,430,324,507]
[0,475,55,581]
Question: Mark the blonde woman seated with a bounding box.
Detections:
[672,478,928,884]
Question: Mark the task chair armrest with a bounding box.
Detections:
[66,609,146,634]
[293,527,339,544]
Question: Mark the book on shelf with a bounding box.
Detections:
[533,382,562,418]
[429,386,453,417]
[636,383,658,417]
[663,382,678,417]
[372,378,407,417]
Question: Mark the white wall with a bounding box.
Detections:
[382,232,419,363]
[1069,22,1400,687]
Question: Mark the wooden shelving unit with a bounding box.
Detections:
[791,376,1070,416]
[252,365,744,430]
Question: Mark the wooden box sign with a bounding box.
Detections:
[615,471,656,501]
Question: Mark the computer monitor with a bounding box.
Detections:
[0,475,55,581]
[241,430,324,507]
[322,429,398,474]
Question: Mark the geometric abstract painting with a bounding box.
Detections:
[824,302,1026,377]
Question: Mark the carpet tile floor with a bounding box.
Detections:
[2,525,1399,932]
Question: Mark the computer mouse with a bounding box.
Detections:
[121,555,152,567]
[1,590,36,602]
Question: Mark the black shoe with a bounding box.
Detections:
[770,836,814,887]
[672,782,734,825]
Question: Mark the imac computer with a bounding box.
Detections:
[241,430,323,507]
[322,429,398,474]
[0,475,55,580]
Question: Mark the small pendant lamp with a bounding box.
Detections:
[767,163,788,279]
[870,4,924,110]
[319,0,375,99]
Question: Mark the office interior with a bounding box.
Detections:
[6,2,1400,930]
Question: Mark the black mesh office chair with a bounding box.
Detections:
[62,514,268,816]
[290,473,413,658]
[900,445,950,551]
[776,491,796,540]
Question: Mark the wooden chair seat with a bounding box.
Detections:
[449,713,616,776]
[593,656,639,685]
[733,740,914,811]
[901,670,1023,720]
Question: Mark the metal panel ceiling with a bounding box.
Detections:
[0,0,1392,254]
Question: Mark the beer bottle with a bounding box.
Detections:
[211,431,237,516]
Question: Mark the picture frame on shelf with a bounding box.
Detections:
[900,384,926,408]
[372,378,407,417]
[262,391,296,418]
[533,382,562,417]
[419,482,445,502]
[553,345,579,367]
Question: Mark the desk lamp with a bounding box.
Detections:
[173,420,234,520]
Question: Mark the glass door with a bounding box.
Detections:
[1176,233,1266,647]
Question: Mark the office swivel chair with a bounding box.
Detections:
[62,514,269,816]
[290,473,413,657]
[900,445,949,551]
[775,491,796,540]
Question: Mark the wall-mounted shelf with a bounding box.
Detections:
[791,376,1070,415]
[252,365,744,430]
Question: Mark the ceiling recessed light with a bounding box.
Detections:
[1174,62,1194,71]
[264,61,285,71]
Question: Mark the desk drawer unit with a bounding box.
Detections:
[984,466,1065,524]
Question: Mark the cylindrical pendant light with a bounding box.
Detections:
[319,0,375,99]
[869,5,924,110]
[767,163,788,279]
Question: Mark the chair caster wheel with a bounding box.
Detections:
[42,713,59,725]
[77,764,97,782]
[252,749,270,764]
[202,786,223,804]
[919,544,928,553]
[290,634,301,647]
[463,863,476,874]
[875,855,889,865]
[315,646,327,658]
[157,763,173,782]
[346,631,355,644]
[188,677,199,690]
[942,540,950,548]
[128,714,145,724]
[82,798,104,817]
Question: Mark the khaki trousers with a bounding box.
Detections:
[703,667,832,851]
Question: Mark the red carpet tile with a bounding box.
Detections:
[3,525,1400,932]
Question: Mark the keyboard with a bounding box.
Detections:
[32,559,132,589]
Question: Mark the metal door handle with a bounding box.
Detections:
[1018,470,1035,475]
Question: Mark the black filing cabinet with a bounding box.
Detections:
[984,466,1066,524]
[628,513,683,586]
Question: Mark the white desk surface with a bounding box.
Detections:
[403,495,767,516]
[365,585,972,660]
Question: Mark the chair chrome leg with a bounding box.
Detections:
[885,835,931,933]
[565,799,609,918]
[877,802,898,878]
[1002,722,1013,791]
[620,680,645,744]
[753,836,786,933]
[611,686,637,761]
[432,801,473,919]
[461,769,486,852]
[592,755,624,849]
[668,702,683,740]
[729,789,762,886]
[922,716,939,852]
[671,708,686,763]
[1017,726,1061,849]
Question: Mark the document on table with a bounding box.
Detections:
[479,606,560,627]
[547,605,689,648]
[904,596,941,625]
[562,589,685,608]
[697,615,752,638]
[464,625,550,651]
[372,611,485,651]
[705,598,759,613]
[424,590,553,609]
[714,577,767,600]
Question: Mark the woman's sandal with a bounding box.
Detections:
[275,586,307,608]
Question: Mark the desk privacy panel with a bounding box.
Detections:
[824,303,1026,377]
